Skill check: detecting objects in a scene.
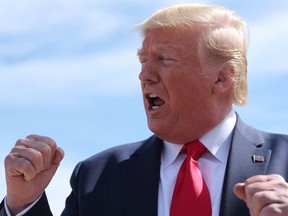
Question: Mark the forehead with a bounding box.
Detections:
[139,28,199,55]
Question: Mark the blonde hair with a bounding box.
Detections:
[136,4,248,106]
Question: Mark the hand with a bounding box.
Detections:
[4,134,64,215]
[233,174,288,216]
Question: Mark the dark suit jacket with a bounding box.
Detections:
[1,116,288,216]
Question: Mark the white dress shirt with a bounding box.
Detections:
[157,110,237,216]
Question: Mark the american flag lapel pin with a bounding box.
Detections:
[252,155,265,163]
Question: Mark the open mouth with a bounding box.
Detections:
[147,94,165,110]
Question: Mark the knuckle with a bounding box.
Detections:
[252,191,269,205]
[4,152,21,167]
[47,140,57,150]
[278,181,288,190]
[4,154,14,167]
[252,191,262,200]
[43,136,57,148]
[26,134,38,139]
[19,159,36,176]
[41,144,52,157]
[260,203,283,216]
[15,138,27,146]
[31,150,43,163]
[271,174,284,181]
[28,134,57,149]
[19,159,31,170]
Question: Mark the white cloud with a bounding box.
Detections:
[0,47,141,106]
[0,0,146,35]
[0,1,130,61]
[0,0,148,109]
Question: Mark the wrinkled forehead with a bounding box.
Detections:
[138,27,201,56]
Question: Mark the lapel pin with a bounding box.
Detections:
[252,155,265,163]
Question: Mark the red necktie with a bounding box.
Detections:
[170,140,212,216]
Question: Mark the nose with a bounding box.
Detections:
[138,62,159,83]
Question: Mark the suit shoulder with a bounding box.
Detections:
[72,135,161,176]
[261,131,288,147]
[68,136,162,194]
[84,140,145,164]
[235,117,288,147]
[248,124,288,143]
[81,135,161,164]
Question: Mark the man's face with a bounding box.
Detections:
[138,28,218,144]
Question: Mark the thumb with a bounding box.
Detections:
[233,182,246,200]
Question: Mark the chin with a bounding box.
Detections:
[147,123,170,141]
[147,122,163,135]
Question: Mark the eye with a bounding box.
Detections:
[139,56,147,64]
[159,55,176,63]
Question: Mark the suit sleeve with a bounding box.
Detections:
[24,193,52,216]
[0,193,52,216]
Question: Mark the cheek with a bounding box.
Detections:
[168,78,211,115]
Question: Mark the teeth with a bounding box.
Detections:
[149,94,157,98]
[152,105,159,110]
[147,93,162,110]
[148,94,158,110]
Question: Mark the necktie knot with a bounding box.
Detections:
[182,140,207,161]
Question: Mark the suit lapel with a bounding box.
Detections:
[0,200,6,216]
[220,117,272,216]
[121,136,162,216]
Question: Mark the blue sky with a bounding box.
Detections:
[1,0,288,214]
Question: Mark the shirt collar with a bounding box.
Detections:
[161,110,236,168]
[200,109,236,162]
[161,141,183,168]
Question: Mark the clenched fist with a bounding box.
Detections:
[5,135,64,215]
[234,174,288,216]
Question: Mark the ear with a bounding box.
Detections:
[212,65,235,95]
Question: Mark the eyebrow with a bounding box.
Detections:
[137,44,180,57]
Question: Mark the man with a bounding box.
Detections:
[1,3,288,216]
